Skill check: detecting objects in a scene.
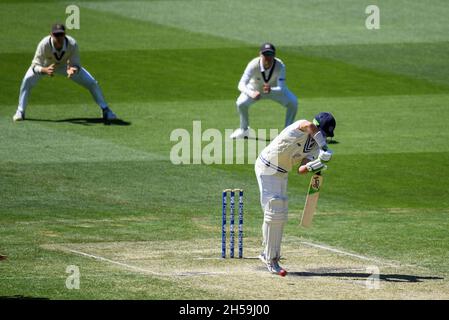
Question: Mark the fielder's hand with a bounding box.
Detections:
[250,90,261,100]
[319,148,333,162]
[67,66,78,78]
[43,64,55,76]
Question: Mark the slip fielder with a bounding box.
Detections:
[230,43,298,139]
[255,112,336,275]
[12,23,117,122]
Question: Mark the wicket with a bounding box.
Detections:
[222,189,244,258]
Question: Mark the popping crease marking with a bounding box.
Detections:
[67,249,227,277]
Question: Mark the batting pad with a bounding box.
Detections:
[263,220,285,261]
[264,197,288,222]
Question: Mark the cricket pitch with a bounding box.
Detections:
[43,237,448,299]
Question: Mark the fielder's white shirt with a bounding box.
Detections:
[259,120,319,174]
[31,35,80,74]
[238,57,287,96]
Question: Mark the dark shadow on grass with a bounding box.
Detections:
[328,139,339,144]
[288,271,443,283]
[0,295,49,300]
[26,118,131,126]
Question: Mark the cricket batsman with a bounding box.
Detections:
[255,112,336,275]
[230,43,298,139]
[12,23,117,122]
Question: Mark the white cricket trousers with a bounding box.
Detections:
[255,159,288,210]
[236,88,298,130]
[17,66,108,112]
[255,158,289,261]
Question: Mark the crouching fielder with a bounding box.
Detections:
[230,43,298,139]
[255,112,336,275]
[13,23,117,122]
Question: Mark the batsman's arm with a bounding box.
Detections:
[298,120,321,139]
[298,158,311,175]
[298,121,331,154]
[298,157,327,175]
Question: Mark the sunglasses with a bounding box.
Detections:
[52,33,65,37]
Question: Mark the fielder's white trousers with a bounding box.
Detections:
[236,88,298,129]
[17,66,108,112]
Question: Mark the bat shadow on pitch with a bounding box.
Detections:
[26,118,131,126]
[287,271,443,283]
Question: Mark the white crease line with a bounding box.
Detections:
[68,249,227,277]
[175,271,227,276]
[300,242,401,268]
[194,256,260,260]
[68,249,166,276]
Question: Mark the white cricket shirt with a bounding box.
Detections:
[31,35,81,74]
[238,57,287,96]
[259,120,319,174]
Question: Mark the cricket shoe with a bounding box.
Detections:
[102,107,117,121]
[258,252,268,264]
[13,110,25,121]
[259,253,287,276]
[229,127,250,139]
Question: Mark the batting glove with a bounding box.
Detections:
[306,159,327,173]
[319,148,333,162]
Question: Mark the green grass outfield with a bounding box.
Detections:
[1,0,449,299]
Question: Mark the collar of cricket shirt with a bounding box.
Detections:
[49,36,68,61]
[259,58,276,83]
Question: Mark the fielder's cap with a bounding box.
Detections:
[313,112,336,138]
[260,43,276,56]
[51,23,66,35]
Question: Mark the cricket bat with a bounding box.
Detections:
[300,173,323,227]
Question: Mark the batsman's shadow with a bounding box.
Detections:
[288,271,443,283]
[26,117,131,126]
